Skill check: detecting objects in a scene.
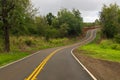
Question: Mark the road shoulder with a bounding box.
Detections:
[71,48,97,80]
[73,49,120,80]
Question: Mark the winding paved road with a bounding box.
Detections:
[0,29,97,80]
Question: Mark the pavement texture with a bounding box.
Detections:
[0,29,97,80]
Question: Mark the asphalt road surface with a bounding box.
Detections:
[0,29,97,80]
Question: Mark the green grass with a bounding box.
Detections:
[0,52,29,66]
[79,40,120,62]
[0,36,78,66]
[9,36,77,51]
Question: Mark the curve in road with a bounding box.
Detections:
[0,29,97,80]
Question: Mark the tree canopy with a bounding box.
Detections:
[100,4,120,38]
[0,0,36,52]
[0,0,83,52]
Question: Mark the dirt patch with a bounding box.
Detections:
[73,50,120,80]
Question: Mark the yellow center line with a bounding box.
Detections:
[25,30,95,80]
[25,48,63,80]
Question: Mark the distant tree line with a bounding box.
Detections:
[0,0,83,52]
[100,3,120,43]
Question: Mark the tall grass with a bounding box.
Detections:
[6,36,76,51]
[0,36,77,66]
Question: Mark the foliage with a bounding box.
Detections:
[57,9,83,36]
[114,34,120,43]
[46,13,55,25]
[1,36,77,51]
[78,31,120,62]
[33,9,83,39]
[0,0,83,52]
[83,22,95,27]
[59,23,69,37]
[79,40,120,62]
[0,36,79,66]
[94,19,100,25]
[44,27,59,41]
[24,39,33,46]
[0,0,37,52]
[0,52,29,66]
[100,4,120,38]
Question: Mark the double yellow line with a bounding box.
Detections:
[25,30,95,80]
[25,48,63,80]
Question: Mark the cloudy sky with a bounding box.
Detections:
[31,0,120,22]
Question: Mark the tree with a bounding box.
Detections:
[1,0,15,52]
[59,23,69,37]
[35,16,48,36]
[0,0,34,52]
[52,18,59,29]
[46,13,55,25]
[10,0,37,36]
[100,4,119,38]
[94,19,100,26]
[117,9,120,34]
[72,9,83,22]
[44,27,59,41]
[57,9,83,36]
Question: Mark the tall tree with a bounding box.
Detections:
[0,0,34,52]
[100,4,119,38]
[46,13,55,25]
[58,9,83,36]
[1,0,14,52]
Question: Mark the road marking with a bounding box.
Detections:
[25,48,63,80]
[0,51,42,69]
[71,48,97,80]
[25,29,97,80]
[71,29,97,80]
[0,29,97,80]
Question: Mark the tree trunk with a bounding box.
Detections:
[2,0,10,52]
[3,23,10,52]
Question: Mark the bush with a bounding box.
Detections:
[111,44,118,49]
[114,34,120,43]
[99,39,120,50]
[24,39,33,46]
[100,40,112,49]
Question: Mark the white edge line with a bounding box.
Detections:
[0,29,97,72]
[71,48,97,80]
[0,50,41,69]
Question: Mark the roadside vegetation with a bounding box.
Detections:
[0,36,77,52]
[0,37,78,66]
[0,52,29,66]
[0,0,83,52]
[78,29,120,62]
[77,3,120,63]
[100,4,120,39]
[79,39,120,62]
[0,0,84,66]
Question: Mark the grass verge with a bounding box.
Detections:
[78,31,120,62]
[0,52,29,67]
[0,36,79,67]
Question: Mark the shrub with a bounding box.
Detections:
[100,40,111,49]
[24,39,33,46]
[111,44,118,49]
[114,34,120,43]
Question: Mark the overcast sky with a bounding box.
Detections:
[31,0,120,22]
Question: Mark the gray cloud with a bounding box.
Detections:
[31,0,120,22]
